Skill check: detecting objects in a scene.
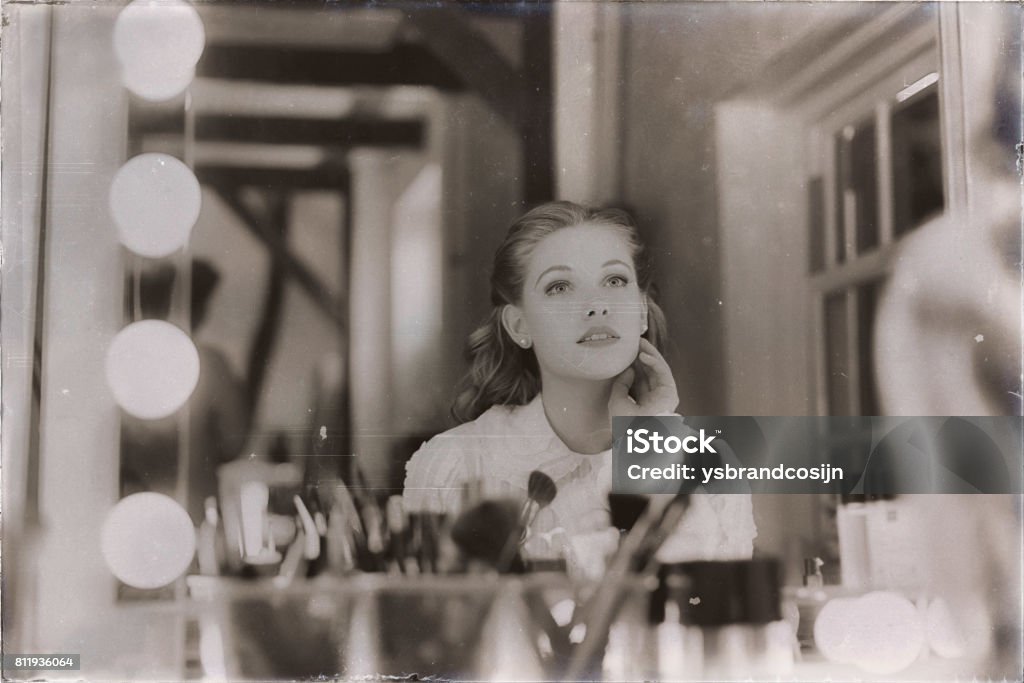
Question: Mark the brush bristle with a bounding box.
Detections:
[527,470,557,508]
[608,493,650,532]
[451,499,521,565]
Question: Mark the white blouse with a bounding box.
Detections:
[403,395,756,575]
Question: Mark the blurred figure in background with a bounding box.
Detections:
[875,6,1021,676]
[876,9,1020,417]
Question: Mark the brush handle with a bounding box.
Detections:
[495,500,534,572]
[293,495,321,561]
[518,500,540,544]
[563,494,688,681]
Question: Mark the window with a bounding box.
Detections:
[806,45,945,416]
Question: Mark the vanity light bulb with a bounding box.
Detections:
[105,320,200,420]
[109,153,202,258]
[101,493,196,589]
[114,0,205,101]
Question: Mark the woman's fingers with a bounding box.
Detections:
[633,339,679,414]
[637,340,676,387]
[607,366,639,417]
[638,338,668,369]
[609,342,679,416]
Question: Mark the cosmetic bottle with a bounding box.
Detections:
[196,496,222,575]
[651,566,701,679]
[601,577,658,682]
[836,495,875,589]
[838,494,924,590]
[793,557,828,654]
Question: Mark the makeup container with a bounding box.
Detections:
[837,494,924,590]
[670,559,795,679]
[836,494,879,588]
[217,458,303,573]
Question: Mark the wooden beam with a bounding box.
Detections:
[407,6,554,201]
[198,4,403,51]
[197,164,351,190]
[194,116,425,148]
[211,184,348,332]
[406,8,527,130]
[196,43,466,90]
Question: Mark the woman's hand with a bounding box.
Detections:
[608,338,679,416]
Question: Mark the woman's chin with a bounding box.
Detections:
[541,340,640,382]
[574,357,636,382]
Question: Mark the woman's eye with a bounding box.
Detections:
[605,275,629,287]
[545,281,571,296]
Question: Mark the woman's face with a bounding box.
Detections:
[505,224,647,382]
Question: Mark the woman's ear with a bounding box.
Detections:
[640,296,650,335]
[501,304,532,348]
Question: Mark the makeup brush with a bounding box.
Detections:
[520,470,558,542]
[607,493,651,533]
[450,498,525,572]
[494,470,558,571]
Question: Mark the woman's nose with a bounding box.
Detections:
[585,304,609,318]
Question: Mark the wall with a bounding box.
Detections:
[1,1,51,655]
[616,3,874,415]
[34,2,126,654]
[715,102,812,415]
[438,93,524,411]
[553,1,622,205]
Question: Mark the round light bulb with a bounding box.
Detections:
[110,153,201,258]
[106,320,200,420]
[114,0,204,101]
[101,492,196,589]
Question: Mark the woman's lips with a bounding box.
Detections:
[578,326,620,344]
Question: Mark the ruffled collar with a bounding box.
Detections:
[501,394,610,485]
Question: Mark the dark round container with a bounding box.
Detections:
[659,558,782,626]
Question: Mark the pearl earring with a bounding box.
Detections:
[520,338,530,348]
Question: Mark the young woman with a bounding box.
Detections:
[403,201,754,573]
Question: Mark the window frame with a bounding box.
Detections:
[794,20,950,416]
